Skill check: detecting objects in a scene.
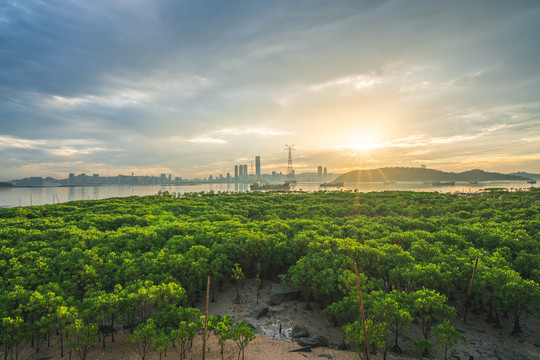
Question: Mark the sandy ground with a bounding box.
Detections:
[199,279,540,359]
[13,279,540,360]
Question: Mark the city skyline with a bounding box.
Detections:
[7,153,337,185]
[1,1,540,181]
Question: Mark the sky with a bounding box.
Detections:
[1,0,540,181]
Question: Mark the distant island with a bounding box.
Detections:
[335,167,531,183]
[509,171,540,180]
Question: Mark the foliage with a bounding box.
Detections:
[0,189,539,358]
[433,319,466,360]
[0,316,24,360]
[230,321,255,360]
[66,319,99,360]
[213,314,233,360]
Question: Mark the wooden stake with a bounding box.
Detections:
[354,263,370,360]
[202,275,210,360]
[464,256,479,322]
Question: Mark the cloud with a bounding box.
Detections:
[215,128,289,136]
[169,127,290,145]
[309,73,388,92]
[1,0,540,179]
[0,135,48,149]
[186,137,227,144]
[48,147,108,156]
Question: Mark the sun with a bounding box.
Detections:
[349,140,379,152]
[343,132,381,152]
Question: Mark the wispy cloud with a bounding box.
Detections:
[48,147,108,156]
[44,92,150,108]
[331,125,511,152]
[309,73,388,92]
[0,136,48,149]
[171,127,289,145]
[0,135,108,155]
[215,127,289,136]
[187,136,227,144]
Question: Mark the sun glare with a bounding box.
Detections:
[340,132,381,152]
[349,141,378,152]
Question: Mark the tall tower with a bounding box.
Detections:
[243,164,248,182]
[234,165,239,182]
[284,144,295,182]
[255,156,261,180]
[318,166,323,181]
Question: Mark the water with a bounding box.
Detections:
[0,181,535,207]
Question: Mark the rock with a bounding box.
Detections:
[494,346,531,360]
[252,305,268,319]
[297,337,319,347]
[314,335,330,347]
[292,325,310,338]
[318,355,332,360]
[289,346,312,353]
[269,284,301,305]
[297,335,329,348]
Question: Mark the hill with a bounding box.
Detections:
[510,171,540,180]
[334,167,529,182]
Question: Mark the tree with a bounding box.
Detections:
[127,318,156,360]
[209,252,232,302]
[410,289,456,341]
[66,319,99,360]
[498,271,540,335]
[152,330,171,360]
[54,306,78,358]
[0,316,24,360]
[370,290,413,354]
[171,319,198,360]
[230,321,255,360]
[231,263,245,304]
[23,286,63,353]
[344,319,390,359]
[213,314,233,360]
[433,319,466,360]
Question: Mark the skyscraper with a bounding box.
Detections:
[317,166,323,181]
[243,164,248,181]
[234,165,239,182]
[323,167,327,180]
[255,156,261,180]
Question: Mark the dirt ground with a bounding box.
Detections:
[14,279,540,360]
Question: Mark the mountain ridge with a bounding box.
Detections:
[334,167,531,183]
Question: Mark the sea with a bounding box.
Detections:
[0,181,535,208]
